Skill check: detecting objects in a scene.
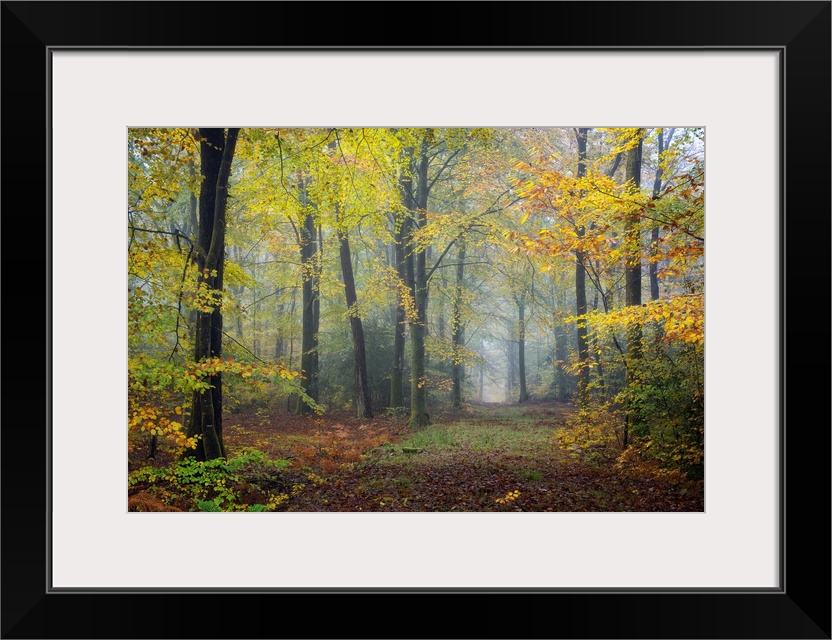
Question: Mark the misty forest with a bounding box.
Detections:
[128,127,704,512]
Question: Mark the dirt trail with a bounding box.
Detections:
[219,401,703,512]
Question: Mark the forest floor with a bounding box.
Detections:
[129,401,702,512]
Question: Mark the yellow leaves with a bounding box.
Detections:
[495,489,521,504]
[128,396,192,451]
[185,356,301,384]
[222,261,257,290]
[597,127,646,156]
[568,295,704,348]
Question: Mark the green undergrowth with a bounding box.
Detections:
[128,448,321,512]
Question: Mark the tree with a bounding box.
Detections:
[574,127,591,405]
[622,128,645,448]
[451,237,466,409]
[335,215,373,418]
[390,205,409,409]
[516,292,529,403]
[405,135,431,428]
[186,127,240,461]
[295,176,321,414]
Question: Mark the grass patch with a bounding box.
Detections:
[441,418,555,456]
[380,408,558,466]
[399,425,459,450]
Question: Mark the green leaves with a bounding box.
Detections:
[197,499,223,512]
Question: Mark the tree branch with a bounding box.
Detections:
[427,148,462,192]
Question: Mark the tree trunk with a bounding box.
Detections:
[591,262,606,396]
[553,320,569,402]
[649,129,665,301]
[574,127,591,405]
[437,268,447,341]
[390,213,409,409]
[623,129,645,448]
[185,127,239,461]
[274,293,286,361]
[406,139,430,428]
[286,287,297,411]
[337,225,373,418]
[296,179,319,414]
[517,296,529,403]
[451,238,466,409]
[314,225,322,385]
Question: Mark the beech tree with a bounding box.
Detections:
[186,127,240,461]
[623,128,645,448]
[295,179,320,415]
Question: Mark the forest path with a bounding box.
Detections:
[223,402,702,512]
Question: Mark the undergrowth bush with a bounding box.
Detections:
[557,323,704,480]
[555,405,622,463]
[559,380,703,479]
[128,449,317,512]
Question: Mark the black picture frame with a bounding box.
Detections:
[2,2,829,638]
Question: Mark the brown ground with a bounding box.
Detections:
[129,401,704,512]
[130,403,703,512]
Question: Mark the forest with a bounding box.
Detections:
[128,126,704,512]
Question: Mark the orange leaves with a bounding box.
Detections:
[569,295,704,348]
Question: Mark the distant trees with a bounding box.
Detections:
[128,126,704,475]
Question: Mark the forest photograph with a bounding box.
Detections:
[128,126,704,513]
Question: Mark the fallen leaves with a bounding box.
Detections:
[129,403,703,513]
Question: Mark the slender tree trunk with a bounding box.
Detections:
[337,224,373,418]
[183,154,199,443]
[406,139,430,428]
[554,320,569,402]
[478,365,484,402]
[517,296,529,403]
[187,157,199,240]
[296,180,319,414]
[252,277,259,358]
[591,262,606,396]
[574,127,591,405]
[390,212,409,409]
[314,225,322,389]
[451,238,466,409]
[649,129,665,301]
[286,287,297,411]
[227,246,244,339]
[623,129,645,448]
[273,292,286,360]
[185,127,239,461]
[437,269,447,341]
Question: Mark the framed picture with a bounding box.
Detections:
[3,1,828,638]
